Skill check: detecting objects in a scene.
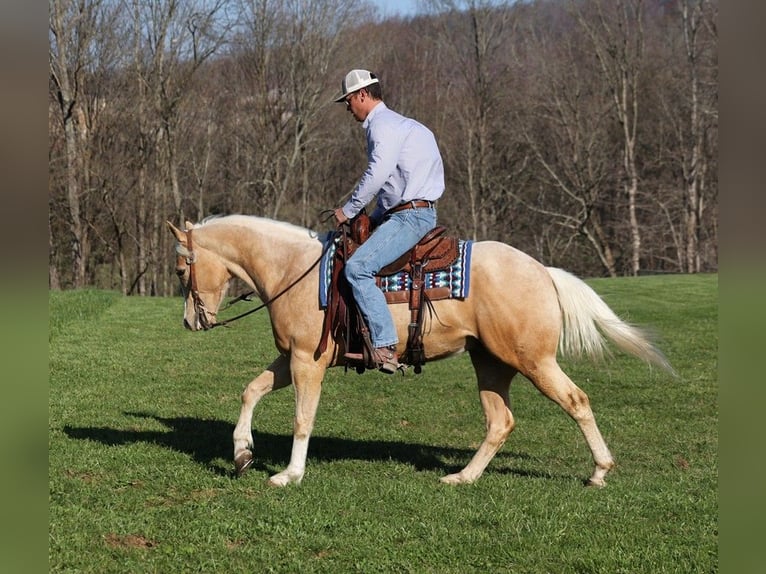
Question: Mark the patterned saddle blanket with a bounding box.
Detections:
[319,237,473,308]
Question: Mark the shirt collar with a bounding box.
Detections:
[362,101,387,129]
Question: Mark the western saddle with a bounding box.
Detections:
[317,212,460,374]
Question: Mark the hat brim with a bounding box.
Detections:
[333,78,379,103]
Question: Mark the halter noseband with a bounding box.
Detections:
[185,228,216,330]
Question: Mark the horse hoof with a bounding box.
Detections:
[268,470,303,487]
[234,452,254,477]
[585,477,606,488]
[440,473,472,485]
[269,472,292,488]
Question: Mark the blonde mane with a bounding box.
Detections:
[197,214,326,243]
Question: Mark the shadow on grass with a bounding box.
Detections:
[63,411,564,482]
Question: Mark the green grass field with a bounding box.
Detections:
[49,274,718,573]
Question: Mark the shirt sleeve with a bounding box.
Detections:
[341,117,401,219]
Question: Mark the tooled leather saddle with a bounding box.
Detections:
[317,212,461,374]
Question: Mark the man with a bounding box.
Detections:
[333,69,445,374]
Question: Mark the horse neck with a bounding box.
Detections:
[195,221,322,299]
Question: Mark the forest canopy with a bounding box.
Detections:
[49,0,718,294]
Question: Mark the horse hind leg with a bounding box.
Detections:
[441,346,517,485]
[527,358,614,487]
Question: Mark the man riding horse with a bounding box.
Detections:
[332,69,445,374]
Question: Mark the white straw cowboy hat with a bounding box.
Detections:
[334,69,379,102]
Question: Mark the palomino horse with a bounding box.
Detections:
[167,215,672,487]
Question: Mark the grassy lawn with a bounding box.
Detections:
[49,274,717,573]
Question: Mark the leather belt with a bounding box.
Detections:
[388,200,434,214]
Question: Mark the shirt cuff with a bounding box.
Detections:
[341,204,357,220]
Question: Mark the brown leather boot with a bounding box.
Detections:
[343,345,400,374]
[372,345,400,374]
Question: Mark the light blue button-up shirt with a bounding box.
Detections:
[341,102,445,222]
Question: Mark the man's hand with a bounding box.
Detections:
[333,207,349,227]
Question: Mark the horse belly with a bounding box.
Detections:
[391,299,477,360]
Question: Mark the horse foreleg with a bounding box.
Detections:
[233,355,292,477]
[267,355,325,487]
[442,347,516,485]
[529,359,614,487]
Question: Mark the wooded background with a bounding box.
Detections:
[49,0,718,295]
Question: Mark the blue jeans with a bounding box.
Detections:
[344,206,437,348]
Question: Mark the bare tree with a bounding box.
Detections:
[515,4,621,275]
[126,0,229,294]
[424,0,522,241]
[227,0,369,226]
[672,0,717,272]
[49,0,98,288]
[573,0,646,275]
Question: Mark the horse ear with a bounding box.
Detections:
[166,221,186,242]
[184,220,194,231]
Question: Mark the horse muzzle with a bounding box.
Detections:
[185,312,216,331]
[183,298,217,331]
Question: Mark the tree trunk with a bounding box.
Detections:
[681,0,713,274]
[50,0,89,288]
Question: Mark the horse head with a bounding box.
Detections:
[167,220,231,331]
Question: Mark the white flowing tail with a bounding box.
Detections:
[546,267,674,373]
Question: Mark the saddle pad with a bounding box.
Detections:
[319,237,473,308]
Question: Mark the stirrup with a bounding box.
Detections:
[373,345,400,374]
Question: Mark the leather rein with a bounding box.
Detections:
[185,226,333,330]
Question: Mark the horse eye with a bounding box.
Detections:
[176,267,185,277]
